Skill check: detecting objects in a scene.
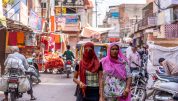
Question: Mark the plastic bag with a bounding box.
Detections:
[28,65,38,77]
[0,76,8,91]
[18,77,30,93]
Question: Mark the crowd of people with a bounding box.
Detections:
[73,42,145,101]
[3,42,178,101]
[73,42,178,101]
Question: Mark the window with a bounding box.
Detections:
[41,2,46,8]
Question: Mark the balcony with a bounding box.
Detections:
[160,0,178,9]
[137,13,157,31]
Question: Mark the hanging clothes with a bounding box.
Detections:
[6,32,9,47]
[55,43,61,50]
[8,32,17,46]
[54,34,60,43]
[17,32,25,46]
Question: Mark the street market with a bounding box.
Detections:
[1,0,178,101]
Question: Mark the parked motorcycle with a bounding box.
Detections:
[151,73,178,101]
[131,62,148,101]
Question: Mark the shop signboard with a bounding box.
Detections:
[55,7,76,15]
[55,7,67,15]
[63,0,84,6]
[65,15,78,24]
[28,10,41,31]
[56,16,66,31]
[20,2,28,25]
[111,12,119,19]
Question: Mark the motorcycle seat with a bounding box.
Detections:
[158,75,178,83]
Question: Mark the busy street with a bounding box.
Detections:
[0,74,76,101]
[1,0,178,101]
[0,72,155,101]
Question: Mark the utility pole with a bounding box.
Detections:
[44,0,50,33]
[134,15,138,34]
[157,0,161,13]
[95,0,97,27]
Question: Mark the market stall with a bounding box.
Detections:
[5,31,69,73]
[36,33,68,72]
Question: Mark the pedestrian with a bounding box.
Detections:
[73,42,101,101]
[128,46,141,73]
[126,43,133,59]
[159,58,178,76]
[100,43,132,101]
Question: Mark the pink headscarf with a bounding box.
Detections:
[101,43,127,80]
[101,43,131,101]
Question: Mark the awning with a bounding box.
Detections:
[59,23,81,33]
[6,18,33,32]
[81,26,113,38]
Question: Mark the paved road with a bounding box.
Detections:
[0,69,155,101]
[0,74,76,101]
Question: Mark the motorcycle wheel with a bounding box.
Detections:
[10,92,16,101]
[153,91,173,101]
[131,86,146,101]
[67,70,70,78]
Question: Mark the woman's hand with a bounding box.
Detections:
[99,96,105,101]
[122,87,130,98]
[79,81,86,89]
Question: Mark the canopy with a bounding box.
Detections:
[81,26,114,38]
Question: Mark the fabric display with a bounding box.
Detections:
[25,33,37,46]
[17,32,25,47]
[54,34,60,43]
[8,32,17,46]
[55,43,61,50]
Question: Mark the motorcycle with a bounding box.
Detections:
[150,73,178,101]
[65,60,72,78]
[27,58,41,84]
[131,62,148,101]
[28,65,41,84]
[7,68,30,101]
[146,66,178,101]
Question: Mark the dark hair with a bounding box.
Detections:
[67,45,70,50]
[159,58,165,63]
[129,43,132,46]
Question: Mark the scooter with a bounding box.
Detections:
[27,58,41,84]
[151,73,178,101]
[147,66,178,101]
[65,60,72,78]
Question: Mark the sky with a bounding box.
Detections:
[91,0,146,27]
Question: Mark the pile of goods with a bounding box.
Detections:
[44,53,64,70]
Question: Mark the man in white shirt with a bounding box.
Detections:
[128,46,141,72]
[126,43,133,59]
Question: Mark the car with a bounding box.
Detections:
[76,41,108,60]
